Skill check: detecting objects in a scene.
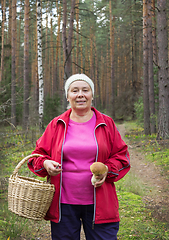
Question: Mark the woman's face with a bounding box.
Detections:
[67,80,93,111]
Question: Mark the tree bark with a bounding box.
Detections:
[76,0,79,73]
[50,16,54,97]
[62,0,76,110]
[37,0,44,130]
[44,1,49,98]
[11,0,17,128]
[53,3,61,95]
[156,0,169,139]
[62,0,75,79]
[23,0,30,130]
[143,0,151,135]
[151,0,158,66]
[0,0,6,84]
[148,0,156,134]
[109,0,115,119]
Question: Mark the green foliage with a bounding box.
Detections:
[0,203,29,240]
[116,171,149,197]
[43,94,60,125]
[144,144,169,180]
[117,191,169,239]
[0,200,50,240]
[0,83,11,124]
[0,81,24,126]
[125,121,169,178]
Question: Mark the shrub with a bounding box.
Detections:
[43,94,60,125]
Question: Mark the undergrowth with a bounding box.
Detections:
[124,121,169,179]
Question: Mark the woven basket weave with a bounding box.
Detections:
[8,154,55,220]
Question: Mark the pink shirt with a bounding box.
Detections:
[61,112,97,205]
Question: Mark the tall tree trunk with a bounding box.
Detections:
[76,0,79,73]
[50,15,54,96]
[62,0,75,79]
[44,1,49,97]
[117,35,120,98]
[80,34,83,73]
[156,0,169,139]
[148,0,156,134]
[72,36,76,74]
[109,0,115,118]
[62,0,76,110]
[106,39,110,111]
[16,0,22,82]
[23,0,30,130]
[130,1,138,120]
[89,28,94,80]
[37,0,44,130]
[11,0,17,128]
[53,3,61,95]
[143,0,151,135]
[93,36,100,108]
[31,1,38,113]
[0,0,6,83]
[8,0,12,49]
[100,55,103,108]
[151,0,158,66]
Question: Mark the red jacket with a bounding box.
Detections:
[28,107,130,224]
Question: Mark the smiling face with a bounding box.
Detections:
[67,80,93,112]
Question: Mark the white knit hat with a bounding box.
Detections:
[64,73,94,98]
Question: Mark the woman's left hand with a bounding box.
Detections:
[94,169,108,188]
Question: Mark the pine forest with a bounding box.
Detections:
[0,0,169,139]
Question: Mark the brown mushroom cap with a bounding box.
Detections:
[90,162,107,175]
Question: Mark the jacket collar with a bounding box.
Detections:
[91,107,107,127]
[56,107,106,127]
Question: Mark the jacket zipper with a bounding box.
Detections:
[92,122,106,228]
[58,119,67,223]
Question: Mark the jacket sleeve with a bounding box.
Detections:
[104,120,130,183]
[27,120,55,177]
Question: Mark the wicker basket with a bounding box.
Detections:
[8,154,55,221]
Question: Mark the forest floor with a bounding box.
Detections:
[118,124,169,224]
[33,123,169,240]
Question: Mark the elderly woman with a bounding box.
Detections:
[28,73,130,240]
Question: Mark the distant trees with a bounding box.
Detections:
[0,0,169,138]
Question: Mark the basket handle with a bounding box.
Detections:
[13,154,43,175]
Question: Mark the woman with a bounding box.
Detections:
[28,73,130,240]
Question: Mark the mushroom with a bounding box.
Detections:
[90,162,108,185]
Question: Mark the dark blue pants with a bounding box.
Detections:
[51,204,119,240]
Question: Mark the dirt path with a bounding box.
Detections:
[36,124,169,239]
[118,124,169,223]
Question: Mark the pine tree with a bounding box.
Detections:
[156,0,169,139]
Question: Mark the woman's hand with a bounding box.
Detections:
[43,160,62,176]
[94,167,108,188]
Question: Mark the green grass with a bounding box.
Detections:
[124,121,169,179]
[0,199,50,240]
[115,171,151,197]
[117,191,169,239]
[0,123,169,239]
[115,173,169,239]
